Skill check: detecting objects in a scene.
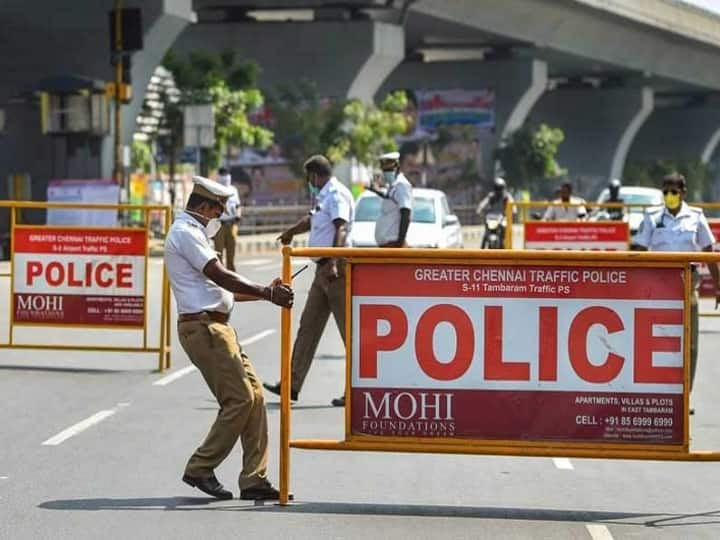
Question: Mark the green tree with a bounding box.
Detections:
[131,139,153,172]
[495,123,566,192]
[624,158,713,201]
[267,81,345,177]
[327,91,409,167]
[161,49,272,173]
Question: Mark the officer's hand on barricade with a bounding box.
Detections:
[277,231,293,245]
[268,281,294,308]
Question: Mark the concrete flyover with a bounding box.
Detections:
[2,0,720,226]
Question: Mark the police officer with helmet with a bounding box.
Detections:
[165,176,294,500]
[632,172,720,413]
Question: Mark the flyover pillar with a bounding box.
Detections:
[529,87,654,195]
[0,0,193,211]
[628,102,720,166]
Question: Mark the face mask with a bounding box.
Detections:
[383,170,397,186]
[185,210,222,239]
[664,192,681,210]
[218,174,231,186]
[307,182,319,196]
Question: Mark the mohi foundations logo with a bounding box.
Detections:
[359,390,456,437]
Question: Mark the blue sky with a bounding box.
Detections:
[679,0,720,14]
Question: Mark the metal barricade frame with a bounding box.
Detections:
[277,247,720,505]
[0,200,172,371]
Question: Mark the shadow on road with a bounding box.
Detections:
[0,365,132,375]
[37,498,720,526]
[243,502,720,527]
[39,497,229,511]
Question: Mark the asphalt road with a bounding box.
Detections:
[1,254,720,540]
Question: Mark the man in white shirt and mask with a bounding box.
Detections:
[214,167,242,271]
[165,176,294,501]
[369,151,414,247]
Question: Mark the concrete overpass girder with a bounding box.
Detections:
[629,106,720,166]
[413,0,720,91]
[172,20,405,101]
[529,87,654,191]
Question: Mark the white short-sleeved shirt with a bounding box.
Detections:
[165,212,234,314]
[634,202,715,252]
[220,185,241,224]
[375,173,413,245]
[543,196,587,221]
[309,177,355,248]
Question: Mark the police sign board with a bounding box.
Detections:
[524,222,629,250]
[12,227,147,327]
[350,262,685,446]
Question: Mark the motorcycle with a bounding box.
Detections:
[481,212,505,249]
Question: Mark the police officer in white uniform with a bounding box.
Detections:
[213,167,242,271]
[632,172,720,411]
[165,176,294,500]
[264,155,355,407]
[370,151,413,247]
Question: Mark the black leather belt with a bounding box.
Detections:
[178,311,230,324]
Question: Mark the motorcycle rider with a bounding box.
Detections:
[605,178,625,221]
[476,177,515,248]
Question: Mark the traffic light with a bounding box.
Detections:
[109,8,143,53]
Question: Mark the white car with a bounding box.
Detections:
[595,186,663,236]
[351,188,463,248]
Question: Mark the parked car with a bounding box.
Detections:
[351,188,463,248]
[594,186,663,236]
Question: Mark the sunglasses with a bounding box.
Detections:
[662,189,681,195]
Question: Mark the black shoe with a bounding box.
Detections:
[690,408,695,415]
[182,474,233,500]
[331,395,345,407]
[240,482,294,501]
[263,382,298,401]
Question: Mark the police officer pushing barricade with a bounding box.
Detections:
[264,155,355,407]
[632,172,720,413]
[165,176,294,501]
[369,151,413,248]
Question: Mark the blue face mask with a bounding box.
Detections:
[383,170,397,186]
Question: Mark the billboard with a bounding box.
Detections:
[12,227,147,327]
[350,263,685,446]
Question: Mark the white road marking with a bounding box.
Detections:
[236,258,273,266]
[586,524,614,540]
[553,458,574,470]
[240,329,276,346]
[153,329,276,386]
[0,476,8,480]
[254,260,311,272]
[42,409,117,446]
[153,365,197,386]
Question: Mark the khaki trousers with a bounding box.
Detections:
[291,262,346,394]
[214,222,237,271]
[178,316,268,489]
